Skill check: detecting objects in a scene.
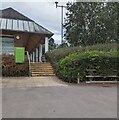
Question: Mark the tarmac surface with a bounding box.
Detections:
[2,78,117,118]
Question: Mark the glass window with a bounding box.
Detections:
[1,37,14,55]
[18,20,23,31]
[29,21,34,32]
[13,20,18,30]
[7,19,13,30]
[1,18,7,29]
[34,23,45,33]
[23,21,29,32]
[34,23,40,32]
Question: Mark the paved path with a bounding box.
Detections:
[2,76,67,88]
[2,86,117,118]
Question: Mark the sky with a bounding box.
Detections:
[1,0,75,44]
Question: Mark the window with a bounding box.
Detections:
[0,37,14,55]
[19,20,24,31]
[13,20,18,30]
[1,18,7,29]
[7,19,13,30]
[23,21,29,32]
[29,21,34,32]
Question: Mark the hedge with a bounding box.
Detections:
[57,50,118,83]
[45,43,117,65]
[2,54,29,77]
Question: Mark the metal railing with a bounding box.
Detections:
[25,51,31,76]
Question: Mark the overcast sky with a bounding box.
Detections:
[1,0,75,44]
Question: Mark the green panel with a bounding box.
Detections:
[15,47,24,63]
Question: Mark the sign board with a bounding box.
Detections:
[15,47,24,63]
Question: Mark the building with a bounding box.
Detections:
[0,7,53,62]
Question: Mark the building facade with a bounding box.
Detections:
[0,7,53,62]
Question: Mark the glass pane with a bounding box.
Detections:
[7,19,13,30]
[34,23,46,33]
[34,23,40,32]
[18,20,23,31]
[13,20,18,30]
[2,37,14,55]
[29,21,34,32]
[23,21,29,32]
[1,18,7,29]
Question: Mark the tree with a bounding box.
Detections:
[57,42,68,48]
[49,38,57,51]
[64,2,118,46]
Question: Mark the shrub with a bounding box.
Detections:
[46,43,117,66]
[45,43,117,76]
[2,54,29,77]
[57,50,118,83]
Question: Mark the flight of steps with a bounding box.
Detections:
[30,62,55,77]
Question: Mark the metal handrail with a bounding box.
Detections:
[25,51,31,76]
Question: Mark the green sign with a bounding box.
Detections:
[15,47,24,63]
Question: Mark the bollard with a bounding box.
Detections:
[77,72,80,84]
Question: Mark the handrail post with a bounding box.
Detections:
[25,51,31,76]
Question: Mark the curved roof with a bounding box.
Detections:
[0,7,53,37]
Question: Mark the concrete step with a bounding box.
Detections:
[31,71,54,73]
[31,66,53,68]
[30,63,51,65]
[31,65,52,66]
[32,71,54,73]
[31,67,53,69]
[30,62,51,64]
[32,74,55,76]
[31,68,54,70]
[31,69,53,71]
[31,66,52,68]
[30,62,55,77]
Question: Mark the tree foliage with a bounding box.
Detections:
[49,38,57,51]
[64,2,118,46]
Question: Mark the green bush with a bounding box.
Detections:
[2,55,29,77]
[46,43,117,64]
[45,43,117,77]
[57,50,118,83]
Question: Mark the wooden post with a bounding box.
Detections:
[45,37,49,53]
[39,44,42,62]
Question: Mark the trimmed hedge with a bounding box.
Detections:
[57,50,118,83]
[45,43,117,65]
[2,55,29,77]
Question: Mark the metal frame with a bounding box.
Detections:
[25,51,31,76]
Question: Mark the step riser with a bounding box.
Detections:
[31,66,52,67]
[31,68,53,70]
[31,70,53,71]
[31,71,54,73]
[32,73,55,75]
[31,68,53,69]
[32,75,55,77]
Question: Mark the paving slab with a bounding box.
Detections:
[2,76,67,88]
